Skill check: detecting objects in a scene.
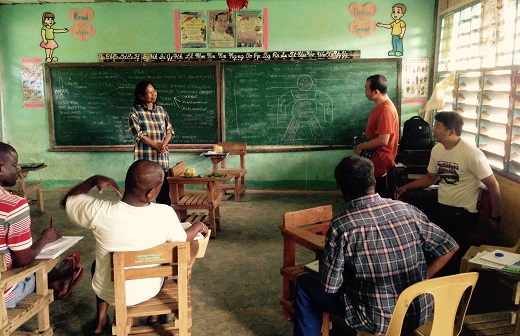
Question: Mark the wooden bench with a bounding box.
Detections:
[7,180,44,213]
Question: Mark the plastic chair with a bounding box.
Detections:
[111,241,193,336]
[212,142,247,201]
[357,272,479,336]
[0,254,58,335]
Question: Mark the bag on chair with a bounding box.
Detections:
[398,116,434,152]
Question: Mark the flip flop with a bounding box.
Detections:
[56,266,84,300]
[58,250,81,271]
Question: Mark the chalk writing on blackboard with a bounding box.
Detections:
[46,63,218,150]
[223,59,400,147]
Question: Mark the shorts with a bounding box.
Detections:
[5,273,36,308]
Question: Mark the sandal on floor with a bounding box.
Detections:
[56,266,84,300]
[58,250,81,271]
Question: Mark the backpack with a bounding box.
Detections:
[398,116,434,152]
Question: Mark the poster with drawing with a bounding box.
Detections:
[403,58,429,103]
[236,10,263,48]
[21,59,45,108]
[180,11,207,49]
[209,10,235,48]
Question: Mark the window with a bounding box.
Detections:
[436,0,520,177]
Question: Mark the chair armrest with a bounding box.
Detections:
[0,258,58,290]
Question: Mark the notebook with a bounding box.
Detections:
[304,260,319,274]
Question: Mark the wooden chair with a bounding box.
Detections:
[168,161,224,238]
[279,205,332,336]
[111,241,193,336]
[0,254,58,335]
[6,171,44,212]
[357,272,479,336]
[212,142,247,201]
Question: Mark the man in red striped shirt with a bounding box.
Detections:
[0,142,82,307]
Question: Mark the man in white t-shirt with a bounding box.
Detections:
[62,160,208,335]
[396,112,501,270]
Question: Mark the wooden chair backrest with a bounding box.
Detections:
[112,241,190,335]
[283,205,332,235]
[168,161,187,204]
[217,142,246,169]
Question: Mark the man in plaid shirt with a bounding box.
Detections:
[129,81,174,205]
[293,156,459,336]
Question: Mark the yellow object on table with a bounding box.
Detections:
[213,145,223,153]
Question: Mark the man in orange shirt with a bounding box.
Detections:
[354,74,399,199]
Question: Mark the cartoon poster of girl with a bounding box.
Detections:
[40,12,68,62]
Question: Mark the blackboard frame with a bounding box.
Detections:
[221,58,401,152]
[45,59,401,152]
[45,62,221,152]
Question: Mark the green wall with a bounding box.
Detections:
[0,0,434,190]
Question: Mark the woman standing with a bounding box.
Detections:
[129,81,174,205]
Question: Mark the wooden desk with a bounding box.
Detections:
[201,152,229,171]
[279,223,327,319]
[167,173,233,238]
[6,164,46,212]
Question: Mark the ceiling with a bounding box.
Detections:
[0,0,207,5]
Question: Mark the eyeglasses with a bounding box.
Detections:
[145,89,157,96]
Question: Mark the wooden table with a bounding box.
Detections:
[6,164,46,212]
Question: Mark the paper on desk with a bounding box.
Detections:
[36,236,83,259]
[181,222,204,240]
[480,249,520,266]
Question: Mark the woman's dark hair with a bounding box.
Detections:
[133,80,155,106]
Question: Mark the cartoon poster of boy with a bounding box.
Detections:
[377,3,406,57]
[40,12,68,62]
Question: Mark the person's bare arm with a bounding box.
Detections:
[61,175,122,208]
[184,222,209,241]
[354,134,390,155]
[427,244,459,278]
[11,226,61,267]
[481,174,501,218]
[396,172,439,199]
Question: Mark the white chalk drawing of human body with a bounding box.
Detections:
[277,75,333,144]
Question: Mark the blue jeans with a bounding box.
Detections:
[5,273,36,308]
[293,273,355,336]
[392,35,403,54]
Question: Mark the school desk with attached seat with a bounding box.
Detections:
[6,163,46,212]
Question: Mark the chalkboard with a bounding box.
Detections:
[46,62,218,151]
[223,59,401,148]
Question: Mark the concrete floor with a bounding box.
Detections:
[17,188,516,335]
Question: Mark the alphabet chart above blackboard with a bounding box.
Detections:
[222,59,401,149]
[45,62,218,151]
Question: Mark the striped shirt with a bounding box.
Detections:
[321,194,457,334]
[0,187,33,302]
[128,103,174,170]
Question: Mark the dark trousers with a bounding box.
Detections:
[155,173,171,205]
[293,273,356,336]
[375,166,396,199]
